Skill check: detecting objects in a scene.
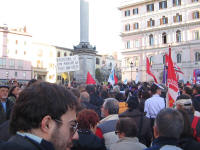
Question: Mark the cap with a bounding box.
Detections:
[0,85,9,89]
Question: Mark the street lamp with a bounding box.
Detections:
[130,62,133,82]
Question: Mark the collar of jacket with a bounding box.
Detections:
[152,136,179,147]
[100,114,119,123]
[117,137,139,143]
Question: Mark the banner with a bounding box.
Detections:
[57,55,79,73]
[193,69,200,84]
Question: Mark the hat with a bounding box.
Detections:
[176,99,193,109]
[0,85,9,89]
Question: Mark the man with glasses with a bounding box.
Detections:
[0,82,78,150]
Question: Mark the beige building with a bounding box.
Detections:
[119,0,200,83]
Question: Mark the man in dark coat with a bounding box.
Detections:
[0,82,79,150]
[0,85,14,125]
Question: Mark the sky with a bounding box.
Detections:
[0,0,124,55]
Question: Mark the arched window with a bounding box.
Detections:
[64,52,67,56]
[177,53,181,63]
[195,52,200,62]
[96,58,100,65]
[57,51,60,57]
[176,30,181,42]
[125,24,130,31]
[149,34,154,46]
[162,32,167,44]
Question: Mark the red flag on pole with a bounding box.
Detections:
[86,72,96,85]
[146,57,158,83]
[167,46,179,107]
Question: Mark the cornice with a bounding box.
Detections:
[121,20,200,37]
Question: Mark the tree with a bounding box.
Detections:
[95,68,104,83]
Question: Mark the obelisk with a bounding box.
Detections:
[74,0,96,83]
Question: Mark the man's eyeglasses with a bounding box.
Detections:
[54,119,78,136]
[115,131,120,135]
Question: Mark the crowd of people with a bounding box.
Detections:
[0,79,200,150]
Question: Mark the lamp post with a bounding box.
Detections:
[130,62,133,82]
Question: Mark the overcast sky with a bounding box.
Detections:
[0,0,124,54]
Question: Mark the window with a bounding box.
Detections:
[16,40,18,45]
[134,57,139,66]
[0,58,6,68]
[18,60,23,69]
[9,59,15,68]
[195,52,200,62]
[163,55,166,64]
[135,40,139,48]
[57,51,60,57]
[162,32,167,44]
[193,11,199,19]
[37,60,43,68]
[15,72,18,77]
[149,34,154,46]
[125,10,130,16]
[177,53,182,63]
[24,51,26,55]
[23,72,26,78]
[160,16,168,25]
[194,31,199,40]
[174,13,182,22]
[24,41,27,45]
[149,56,153,65]
[133,8,138,15]
[15,50,18,54]
[192,0,198,2]
[126,41,130,49]
[96,58,100,65]
[133,23,139,29]
[159,1,167,9]
[147,4,154,12]
[125,24,130,31]
[64,52,67,56]
[173,0,181,6]
[176,30,181,42]
[147,18,155,27]
[37,49,43,57]
[110,62,112,67]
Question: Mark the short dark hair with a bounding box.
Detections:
[10,82,78,134]
[8,86,17,97]
[77,109,99,130]
[116,117,137,137]
[155,108,184,139]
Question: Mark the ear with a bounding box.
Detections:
[40,115,54,133]
[153,125,159,138]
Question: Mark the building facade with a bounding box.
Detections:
[0,25,32,83]
[119,0,200,83]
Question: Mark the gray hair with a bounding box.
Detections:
[155,108,184,139]
[103,98,119,114]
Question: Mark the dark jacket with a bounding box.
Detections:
[81,102,101,118]
[178,137,200,150]
[119,109,152,147]
[0,120,11,141]
[0,98,14,125]
[0,134,55,150]
[71,129,106,150]
[145,137,182,150]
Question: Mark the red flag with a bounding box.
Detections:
[169,45,171,58]
[114,73,118,84]
[86,72,96,85]
[146,57,158,83]
[167,47,179,107]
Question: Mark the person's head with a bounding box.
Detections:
[0,85,9,101]
[10,82,78,150]
[78,84,86,93]
[182,86,192,97]
[178,109,193,138]
[126,96,139,111]
[77,109,99,133]
[86,85,95,94]
[115,117,137,138]
[80,91,90,103]
[176,95,193,111]
[8,86,21,99]
[100,90,109,100]
[150,83,163,95]
[154,108,184,139]
[192,86,200,95]
[27,79,37,87]
[71,88,80,99]
[101,98,119,117]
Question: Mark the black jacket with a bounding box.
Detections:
[0,98,14,125]
[119,109,152,147]
[0,134,55,150]
[178,137,200,150]
[71,129,106,150]
[0,120,11,141]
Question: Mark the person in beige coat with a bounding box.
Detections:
[110,117,146,150]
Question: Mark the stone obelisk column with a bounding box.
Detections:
[73,0,96,83]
